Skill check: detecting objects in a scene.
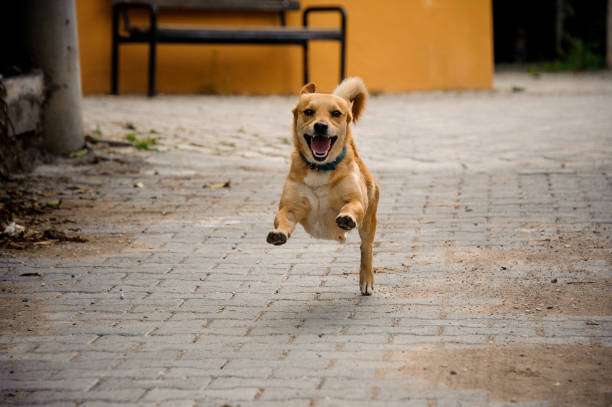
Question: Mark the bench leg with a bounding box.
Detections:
[302,7,347,84]
[148,41,156,97]
[302,42,309,84]
[111,5,120,95]
[111,40,119,95]
[148,7,158,97]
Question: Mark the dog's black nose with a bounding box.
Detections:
[314,122,328,135]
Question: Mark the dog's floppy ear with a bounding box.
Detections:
[333,77,368,122]
[300,82,316,94]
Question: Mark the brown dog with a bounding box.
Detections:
[266,77,380,295]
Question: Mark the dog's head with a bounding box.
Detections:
[292,79,367,164]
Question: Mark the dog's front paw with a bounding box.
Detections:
[336,214,356,230]
[266,230,287,246]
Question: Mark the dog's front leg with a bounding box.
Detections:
[267,207,302,245]
[267,183,310,246]
[335,199,364,231]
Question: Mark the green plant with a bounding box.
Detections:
[124,133,160,151]
[529,35,605,73]
[69,148,88,158]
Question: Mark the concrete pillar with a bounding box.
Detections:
[21,0,84,154]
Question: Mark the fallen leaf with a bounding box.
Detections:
[204,180,231,189]
[33,240,54,246]
[45,200,62,208]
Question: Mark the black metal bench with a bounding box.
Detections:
[111,0,346,96]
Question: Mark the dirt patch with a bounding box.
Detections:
[7,232,135,261]
[384,344,612,406]
[400,273,612,316]
[385,232,612,316]
[0,146,145,258]
[445,233,612,270]
[0,285,55,336]
[0,194,133,260]
[444,233,611,315]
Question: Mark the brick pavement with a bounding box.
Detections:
[1,72,612,406]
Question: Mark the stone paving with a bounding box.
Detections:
[1,72,612,406]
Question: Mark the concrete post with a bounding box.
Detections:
[21,0,84,154]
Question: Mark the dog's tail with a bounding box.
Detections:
[333,77,368,122]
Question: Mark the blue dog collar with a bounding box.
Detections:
[300,146,348,171]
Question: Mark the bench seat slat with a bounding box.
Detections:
[124,26,343,43]
[112,0,300,11]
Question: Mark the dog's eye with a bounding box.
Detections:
[304,109,314,116]
[331,110,342,118]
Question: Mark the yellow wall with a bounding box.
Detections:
[76,0,493,95]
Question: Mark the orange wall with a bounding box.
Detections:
[76,0,493,95]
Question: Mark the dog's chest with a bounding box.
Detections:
[302,171,331,214]
[301,171,342,240]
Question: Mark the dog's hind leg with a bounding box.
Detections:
[358,221,375,295]
[357,183,379,295]
[358,206,378,295]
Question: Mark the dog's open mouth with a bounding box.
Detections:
[304,134,338,162]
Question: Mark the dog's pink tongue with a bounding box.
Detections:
[311,136,331,155]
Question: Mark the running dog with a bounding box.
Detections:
[266,77,380,295]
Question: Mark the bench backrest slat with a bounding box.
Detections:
[112,0,300,11]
